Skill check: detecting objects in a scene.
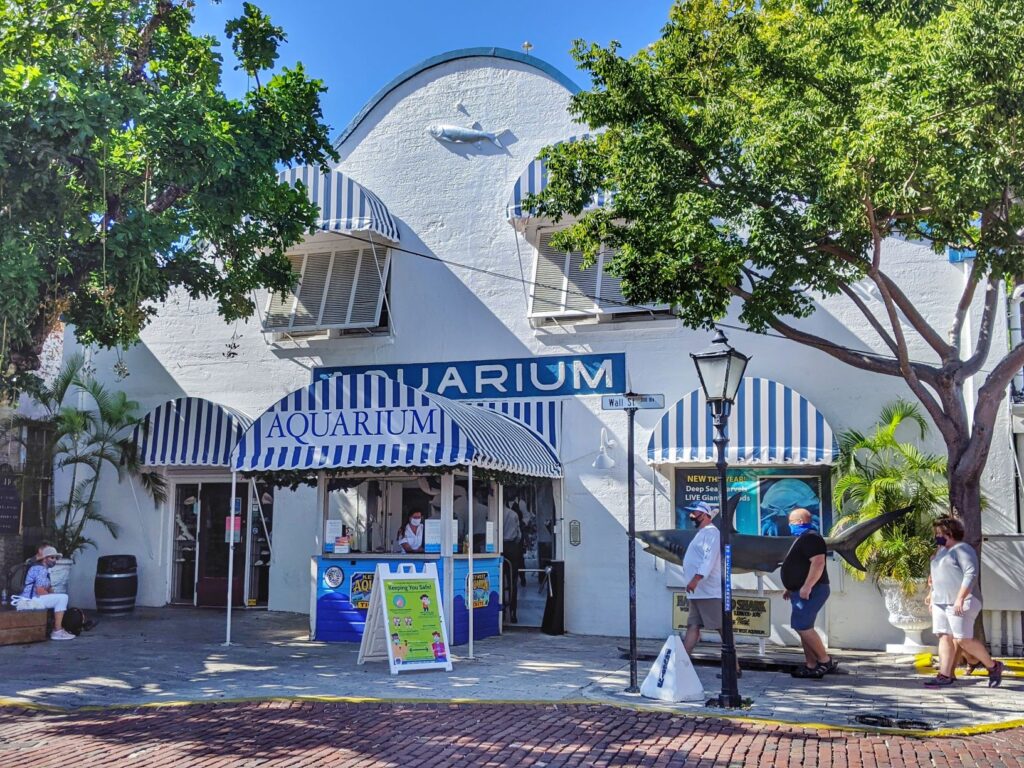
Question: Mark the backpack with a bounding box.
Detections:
[62,607,86,636]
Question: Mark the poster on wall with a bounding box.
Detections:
[0,465,20,536]
[357,562,452,675]
[674,468,831,536]
[471,572,490,609]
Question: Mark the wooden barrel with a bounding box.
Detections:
[94,555,138,615]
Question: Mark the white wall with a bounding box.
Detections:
[58,51,1020,648]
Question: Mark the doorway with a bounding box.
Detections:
[170,480,269,608]
[503,481,557,627]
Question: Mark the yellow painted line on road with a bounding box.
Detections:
[913,652,1024,677]
[1,694,1022,738]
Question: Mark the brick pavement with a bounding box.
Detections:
[1,701,1023,767]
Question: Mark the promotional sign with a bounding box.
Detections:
[674,467,831,536]
[471,572,490,609]
[313,353,626,400]
[350,571,375,610]
[423,519,441,554]
[0,468,21,536]
[224,515,241,544]
[672,593,771,637]
[357,562,452,675]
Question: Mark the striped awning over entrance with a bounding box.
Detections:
[278,165,400,242]
[468,399,560,452]
[506,135,610,221]
[646,378,838,465]
[134,398,253,467]
[231,374,562,478]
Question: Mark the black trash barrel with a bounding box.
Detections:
[94,555,138,615]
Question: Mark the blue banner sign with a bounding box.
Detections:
[312,353,626,400]
[724,544,732,612]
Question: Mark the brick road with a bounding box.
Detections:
[1,701,1022,767]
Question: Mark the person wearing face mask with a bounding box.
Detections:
[781,508,838,678]
[675,501,742,677]
[923,515,1003,687]
[394,508,426,554]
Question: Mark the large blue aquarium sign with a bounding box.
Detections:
[313,353,626,400]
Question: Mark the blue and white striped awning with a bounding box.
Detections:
[231,374,562,478]
[646,378,838,465]
[134,398,253,467]
[467,399,560,451]
[278,165,400,242]
[506,135,611,221]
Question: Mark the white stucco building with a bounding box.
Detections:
[60,48,1023,653]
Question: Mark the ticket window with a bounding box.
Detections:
[453,477,497,554]
[324,479,380,553]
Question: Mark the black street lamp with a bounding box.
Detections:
[690,328,750,709]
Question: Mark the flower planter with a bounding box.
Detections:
[879,577,935,653]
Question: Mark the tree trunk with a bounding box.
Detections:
[948,470,984,553]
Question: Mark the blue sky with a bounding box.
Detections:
[192,0,673,139]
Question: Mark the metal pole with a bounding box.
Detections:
[713,402,741,707]
[468,464,474,660]
[224,471,237,647]
[626,401,639,693]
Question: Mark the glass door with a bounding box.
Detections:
[171,484,200,605]
[195,482,246,607]
[246,483,273,606]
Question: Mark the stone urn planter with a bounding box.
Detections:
[878,577,934,653]
[48,557,74,595]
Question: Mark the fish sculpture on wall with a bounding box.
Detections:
[428,123,503,148]
[637,494,912,574]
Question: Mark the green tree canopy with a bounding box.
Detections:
[532,0,1024,546]
[0,0,337,395]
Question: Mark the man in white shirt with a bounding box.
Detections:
[674,501,736,674]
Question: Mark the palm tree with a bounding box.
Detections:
[832,400,948,590]
[6,353,166,557]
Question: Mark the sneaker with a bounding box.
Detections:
[923,674,954,687]
[791,665,824,679]
[987,661,1004,688]
[50,629,75,641]
[816,658,840,675]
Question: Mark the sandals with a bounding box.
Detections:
[791,665,825,679]
[987,661,1004,688]
[816,658,840,675]
[924,674,955,687]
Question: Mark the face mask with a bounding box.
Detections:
[411,517,422,527]
[789,523,815,536]
[934,535,947,547]
[689,515,702,528]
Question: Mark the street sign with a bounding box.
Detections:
[601,393,665,410]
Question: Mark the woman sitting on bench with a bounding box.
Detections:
[15,546,75,641]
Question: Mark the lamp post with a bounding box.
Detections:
[690,328,750,709]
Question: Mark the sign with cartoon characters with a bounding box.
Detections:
[357,562,452,675]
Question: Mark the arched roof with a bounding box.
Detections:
[334,47,580,148]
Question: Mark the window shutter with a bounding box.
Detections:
[564,248,600,312]
[597,248,629,312]
[532,233,569,315]
[263,246,390,333]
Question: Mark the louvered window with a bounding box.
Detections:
[263,245,390,333]
[530,231,638,318]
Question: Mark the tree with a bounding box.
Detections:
[832,401,948,589]
[530,0,1024,551]
[0,0,337,397]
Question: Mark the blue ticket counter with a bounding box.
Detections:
[312,554,502,645]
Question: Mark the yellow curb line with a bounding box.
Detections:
[1,694,1022,738]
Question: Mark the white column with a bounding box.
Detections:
[224,471,238,646]
[468,464,474,659]
[440,473,455,646]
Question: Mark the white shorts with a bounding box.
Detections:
[14,593,68,612]
[932,596,982,640]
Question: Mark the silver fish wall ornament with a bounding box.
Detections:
[428,123,502,147]
[637,494,912,574]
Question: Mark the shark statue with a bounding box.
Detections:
[637,495,912,574]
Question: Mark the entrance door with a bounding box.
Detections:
[195,482,246,607]
[504,481,557,627]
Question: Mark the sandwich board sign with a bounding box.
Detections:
[357,562,452,675]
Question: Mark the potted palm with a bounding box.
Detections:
[832,400,947,652]
[9,353,165,589]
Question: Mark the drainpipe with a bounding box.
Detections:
[1010,285,1024,396]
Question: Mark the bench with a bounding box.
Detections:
[0,607,50,646]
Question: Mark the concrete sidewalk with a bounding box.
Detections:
[0,608,1019,735]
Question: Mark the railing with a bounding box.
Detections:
[983,610,1024,656]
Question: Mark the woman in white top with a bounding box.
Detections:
[394,509,425,554]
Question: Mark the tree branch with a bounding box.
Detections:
[874,269,954,359]
[959,277,1000,379]
[837,281,900,357]
[126,1,174,85]
[950,260,981,356]
[147,184,190,215]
